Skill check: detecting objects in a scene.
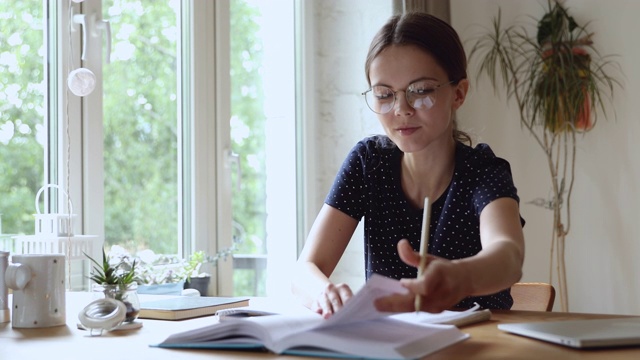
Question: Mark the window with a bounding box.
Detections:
[228,0,297,296]
[0,0,298,297]
[0,1,46,248]
[101,0,180,254]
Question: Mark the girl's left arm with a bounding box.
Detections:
[456,196,525,296]
[374,197,524,313]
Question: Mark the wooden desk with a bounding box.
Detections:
[2,292,639,359]
[430,310,640,360]
[1,292,310,360]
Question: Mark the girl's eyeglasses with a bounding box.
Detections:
[362,80,455,114]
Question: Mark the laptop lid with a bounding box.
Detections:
[498,317,640,348]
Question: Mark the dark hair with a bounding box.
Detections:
[365,12,472,145]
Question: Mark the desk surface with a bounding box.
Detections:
[430,310,640,360]
[2,292,639,359]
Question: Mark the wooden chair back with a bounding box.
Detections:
[510,282,556,311]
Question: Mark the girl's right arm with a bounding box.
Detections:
[291,204,359,318]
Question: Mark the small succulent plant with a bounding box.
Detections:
[86,248,137,287]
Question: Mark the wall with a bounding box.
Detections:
[308,0,640,315]
[452,0,640,315]
[306,0,393,291]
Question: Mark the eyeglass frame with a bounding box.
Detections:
[361,79,457,114]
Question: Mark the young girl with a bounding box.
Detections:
[292,12,525,317]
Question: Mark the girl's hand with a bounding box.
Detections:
[374,239,471,313]
[311,282,354,319]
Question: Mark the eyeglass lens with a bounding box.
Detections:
[365,80,442,114]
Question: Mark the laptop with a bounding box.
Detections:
[498,317,640,348]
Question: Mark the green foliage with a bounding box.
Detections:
[233,268,267,297]
[103,240,241,285]
[0,0,45,235]
[182,250,206,282]
[86,248,137,288]
[101,0,268,260]
[182,241,239,282]
[468,0,620,134]
[536,1,578,45]
[230,0,267,258]
[102,0,179,254]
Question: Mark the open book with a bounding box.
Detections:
[154,274,473,359]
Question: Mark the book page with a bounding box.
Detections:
[162,313,324,348]
[243,313,323,345]
[390,302,492,327]
[162,320,263,344]
[275,317,468,358]
[315,273,408,330]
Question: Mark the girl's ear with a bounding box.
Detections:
[452,79,469,110]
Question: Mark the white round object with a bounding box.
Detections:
[67,67,96,97]
[78,298,126,332]
[111,321,143,331]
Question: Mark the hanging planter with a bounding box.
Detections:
[537,42,594,133]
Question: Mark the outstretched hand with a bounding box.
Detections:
[374,239,470,313]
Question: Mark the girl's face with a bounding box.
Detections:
[368,45,468,154]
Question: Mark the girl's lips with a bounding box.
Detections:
[396,127,420,136]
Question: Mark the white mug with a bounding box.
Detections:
[5,254,66,328]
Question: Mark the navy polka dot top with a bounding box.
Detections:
[325,135,524,310]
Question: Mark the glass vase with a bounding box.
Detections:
[92,283,140,323]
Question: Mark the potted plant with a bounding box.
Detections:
[97,227,243,297]
[130,251,186,295]
[86,249,141,323]
[181,227,243,295]
[181,247,237,296]
[181,250,210,295]
[468,0,621,311]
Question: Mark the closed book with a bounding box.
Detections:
[139,296,249,321]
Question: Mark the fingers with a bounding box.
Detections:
[397,239,437,268]
[396,239,421,267]
[374,293,415,312]
[375,279,452,313]
[403,279,452,313]
[313,283,353,318]
[375,258,467,313]
[336,283,354,302]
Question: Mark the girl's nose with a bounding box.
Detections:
[394,91,414,116]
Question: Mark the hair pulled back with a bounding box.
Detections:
[365,13,471,145]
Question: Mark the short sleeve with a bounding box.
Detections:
[461,143,520,216]
[324,141,369,220]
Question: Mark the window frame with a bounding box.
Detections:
[56,0,228,282]
[55,0,98,244]
[186,0,233,294]
[55,0,304,295]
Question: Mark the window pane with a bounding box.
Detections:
[230,0,296,296]
[102,0,179,255]
[0,1,45,249]
[230,0,266,295]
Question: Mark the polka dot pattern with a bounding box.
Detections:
[325,136,524,309]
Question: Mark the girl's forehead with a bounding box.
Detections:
[369,45,446,85]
